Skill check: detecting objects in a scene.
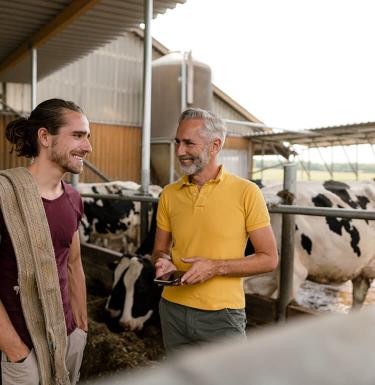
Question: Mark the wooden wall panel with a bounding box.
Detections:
[80,123,141,183]
[224,136,250,150]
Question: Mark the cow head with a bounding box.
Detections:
[105,254,162,331]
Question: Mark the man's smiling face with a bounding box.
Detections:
[175,119,212,176]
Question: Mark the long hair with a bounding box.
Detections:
[6,98,83,158]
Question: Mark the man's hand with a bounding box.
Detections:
[180,257,219,285]
[5,341,30,363]
[155,258,177,279]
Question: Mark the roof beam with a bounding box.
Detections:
[0,0,100,76]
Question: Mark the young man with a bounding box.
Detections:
[0,98,92,385]
[152,108,278,352]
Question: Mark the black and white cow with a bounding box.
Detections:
[104,199,161,331]
[78,181,162,254]
[245,180,375,308]
[105,254,161,331]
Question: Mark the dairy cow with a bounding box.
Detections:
[105,254,162,331]
[78,181,162,254]
[244,180,375,308]
[104,202,160,331]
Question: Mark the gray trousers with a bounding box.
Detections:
[159,298,247,353]
[1,328,87,385]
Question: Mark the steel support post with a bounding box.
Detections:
[180,52,187,112]
[277,163,297,322]
[31,47,37,111]
[140,0,153,242]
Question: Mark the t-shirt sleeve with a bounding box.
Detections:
[156,190,171,232]
[244,183,270,232]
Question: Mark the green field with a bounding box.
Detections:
[253,168,375,182]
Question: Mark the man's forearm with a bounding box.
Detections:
[216,252,278,277]
[0,300,29,361]
[68,258,88,331]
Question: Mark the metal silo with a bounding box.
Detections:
[151,52,213,185]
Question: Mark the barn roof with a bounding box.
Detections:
[247,121,375,148]
[0,0,186,82]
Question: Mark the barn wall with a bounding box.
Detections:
[224,136,249,150]
[0,116,141,183]
[81,123,141,183]
[0,114,28,170]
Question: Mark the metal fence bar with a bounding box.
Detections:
[79,193,375,221]
[80,193,158,203]
[277,163,297,322]
[82,159,111,182]
[269,205,375,220]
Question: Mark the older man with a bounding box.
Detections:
[152,108,278,352]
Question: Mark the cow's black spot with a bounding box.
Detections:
[301,233,312,255]
[107,268,128,312]
[323,180,356,208]
[295,224,299,231]
[136,202,158,256]
[250,179,264,189]
[325,217,361,257]
[132,258,161,318]
[312,193,361,257]
[312,193,333,207]
[356,195,370,209]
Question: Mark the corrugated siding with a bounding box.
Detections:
[213,94,256,136]
[80,123,141,183]
[38,33,144,126]
[0,114,28,170]
[218,148,248,179]
[6,32,146,125]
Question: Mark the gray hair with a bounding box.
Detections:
[178,108,226,149]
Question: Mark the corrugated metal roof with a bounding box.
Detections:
[247,121,375,147]
[0,0,185,82]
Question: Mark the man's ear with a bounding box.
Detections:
[37,127,50,148]
[212,137,222,153]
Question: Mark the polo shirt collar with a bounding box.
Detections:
[177,165,226,189]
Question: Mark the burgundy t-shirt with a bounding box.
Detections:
[0,181,83,349]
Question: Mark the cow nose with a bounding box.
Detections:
[119,320,129,330]
[119,320,136,331]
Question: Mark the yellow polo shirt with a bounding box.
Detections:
[156,167,270,310]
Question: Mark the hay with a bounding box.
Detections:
[80,296,165,381]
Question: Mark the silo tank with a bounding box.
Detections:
[151,52,213,139]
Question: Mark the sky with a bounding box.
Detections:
[152,0,375,164]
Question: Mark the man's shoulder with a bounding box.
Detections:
[62,181,82,204]
[222,172,255,189]
[161,180,183,193]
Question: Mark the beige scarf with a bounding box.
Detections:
[0,167,70,385]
